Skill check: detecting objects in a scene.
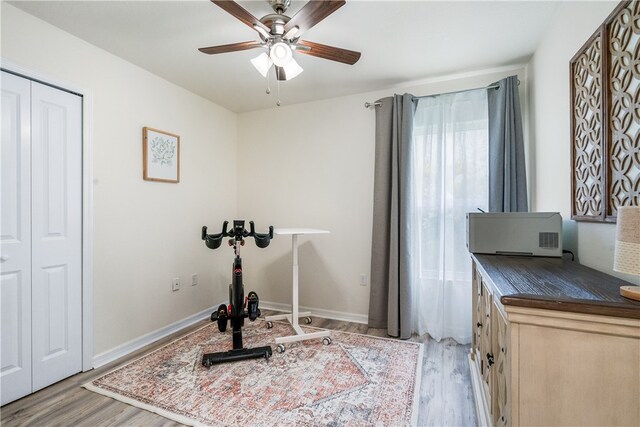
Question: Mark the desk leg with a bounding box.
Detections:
[292,234,300,333]
[264,233,331,347]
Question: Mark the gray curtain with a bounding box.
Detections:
[488,75,528,212]
[368,94,416,339]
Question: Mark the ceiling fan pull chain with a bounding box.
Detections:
[276,78,281,107]
[266,67,271,95]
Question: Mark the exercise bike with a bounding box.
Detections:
[201,220,274,367]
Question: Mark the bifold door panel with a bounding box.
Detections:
[1,71,33,405]
[1,71,82,405]
[30,81,82,392]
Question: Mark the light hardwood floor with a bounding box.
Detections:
[1,312,477,426]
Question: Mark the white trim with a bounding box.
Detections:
[0,58,95,372]
[523,62,533,210]
[81,92,94,371]
[469,352,492,427]
[261,300,368,325]
[92,305,217,368]
[0,59,86,96]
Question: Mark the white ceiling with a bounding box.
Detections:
[10,0,560,112]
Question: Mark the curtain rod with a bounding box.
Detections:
[363,79,520,109]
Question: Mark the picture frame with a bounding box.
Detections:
[143,127,180,183]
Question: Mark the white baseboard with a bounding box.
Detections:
[92,305,219,369]
[261,300,368,325]
[468,352,490,426]
[92,301,367,369]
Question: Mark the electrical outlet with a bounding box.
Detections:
[191,273,198,286]
[359,273,368,286]
[172,277,180,291]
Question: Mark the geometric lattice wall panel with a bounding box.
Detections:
[570,0,639,222]
[606,0,640,218]
[571,30,606,221]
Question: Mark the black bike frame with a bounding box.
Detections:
[230,247,244,349]
[201,220,274,366]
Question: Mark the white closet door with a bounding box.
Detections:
[1,71,33,405]
[30,81,82,391]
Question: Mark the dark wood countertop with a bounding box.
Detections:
[472,254,640,319]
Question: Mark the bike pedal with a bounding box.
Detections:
[247,291,260,321]
[216,304,229,332]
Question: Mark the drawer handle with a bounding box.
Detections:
[487,352,494,367]
[476,322,482,328]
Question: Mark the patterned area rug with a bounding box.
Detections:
[84,319,423,426]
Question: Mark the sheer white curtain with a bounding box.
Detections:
[410,89,488,344]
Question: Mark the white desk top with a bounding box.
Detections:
[275,228,330,235]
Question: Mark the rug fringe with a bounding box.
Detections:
[82,382,204,426]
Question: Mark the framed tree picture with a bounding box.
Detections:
[143,127,180,183]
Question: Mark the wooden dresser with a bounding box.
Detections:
[469,254,640,426]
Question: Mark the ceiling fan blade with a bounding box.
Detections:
[296,40,361,65]
[284,0,346,36]
[210,0,270,33]
[199,41,263,55]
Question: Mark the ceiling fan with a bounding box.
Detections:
[199,0,361,82]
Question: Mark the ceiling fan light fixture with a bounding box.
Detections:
[282,57,303,80]
[251,52,273,77]
[269,41,293,67]
[283,25,299,40]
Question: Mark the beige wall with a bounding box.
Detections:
[1,4,238,354]
[237,66,528,318]
[527,1,638,284]
[5,0,622,359]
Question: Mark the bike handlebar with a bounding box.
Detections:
[250,221,274,249]
[202,220,274,250]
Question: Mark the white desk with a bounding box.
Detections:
[265,228,331,351]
